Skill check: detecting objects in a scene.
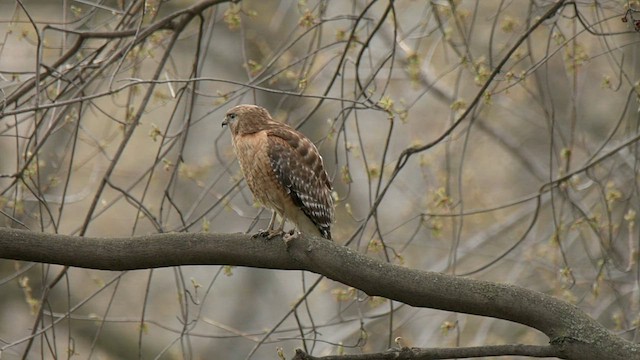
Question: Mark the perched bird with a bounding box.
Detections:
[222,104,334,240]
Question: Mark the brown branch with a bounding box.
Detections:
[0,227,637,360]
[291,344,560,359]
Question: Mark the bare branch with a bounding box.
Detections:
[291,344,560,360]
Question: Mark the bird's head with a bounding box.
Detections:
[222,104,272,136]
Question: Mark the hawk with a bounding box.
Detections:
[222,104,334,240]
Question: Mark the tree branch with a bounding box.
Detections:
[291,344,560,359]
[0,227,637,360]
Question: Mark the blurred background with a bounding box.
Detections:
[0,0,639,358]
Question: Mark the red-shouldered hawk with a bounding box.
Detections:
[222,104,334,240]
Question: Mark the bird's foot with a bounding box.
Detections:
[253,228,285,240]
[283,229,300,244]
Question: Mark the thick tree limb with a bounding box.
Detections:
[0,227,637,360]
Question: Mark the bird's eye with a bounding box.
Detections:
[222,112,237,128]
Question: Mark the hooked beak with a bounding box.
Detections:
[221,118,228,127]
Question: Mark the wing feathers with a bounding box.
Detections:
[267,128,333,239]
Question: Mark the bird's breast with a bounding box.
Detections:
[233,132,286,211]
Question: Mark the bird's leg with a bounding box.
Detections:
[255,211,285,239]
[253,211,275,238]
[265,215,287,239]
[267,211,277,230]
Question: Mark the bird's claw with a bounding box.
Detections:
[253,229,285,240]
[283,230,299,244]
